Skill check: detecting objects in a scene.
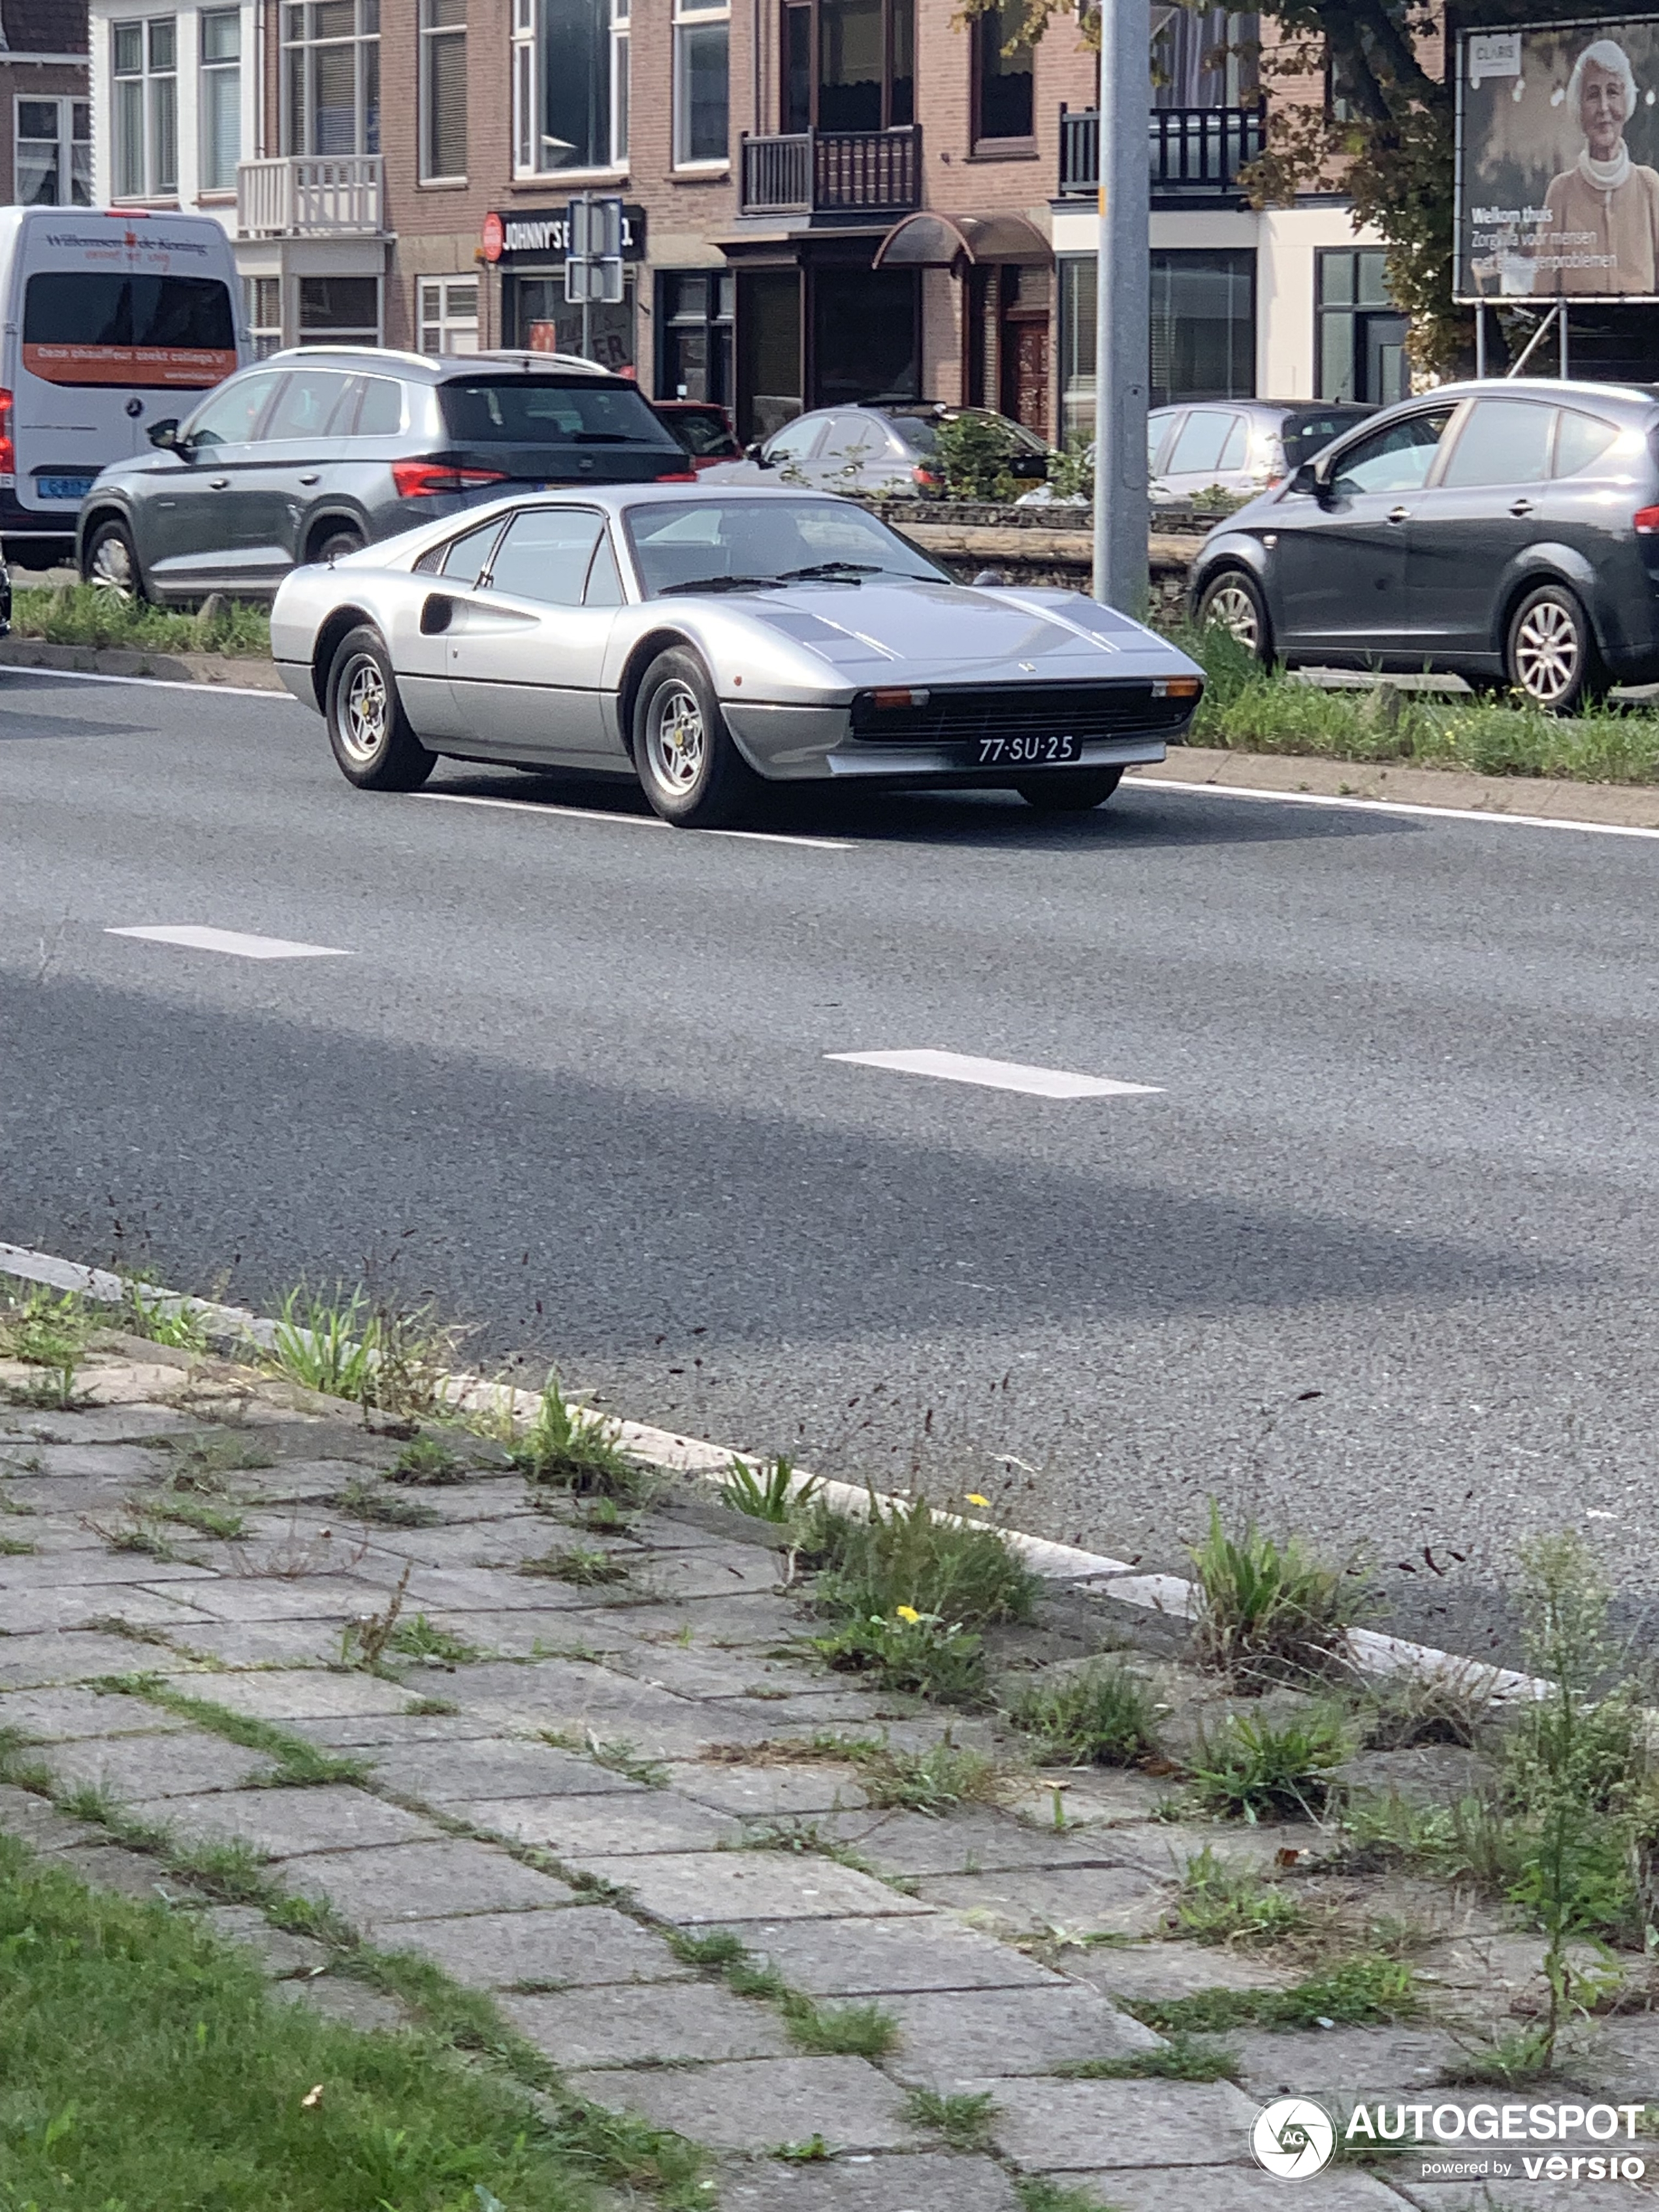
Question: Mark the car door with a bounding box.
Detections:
[137,368,282,589]
[445,506,620,760]
[1405,396,1554,656]
[1270,408,1453,656]
[759,413,830,485]
[811,413,903,495]
[398,513,509,739]
[1153,407,1249,502]
[232,365,360,585]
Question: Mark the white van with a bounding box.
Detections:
[0,206,246,568]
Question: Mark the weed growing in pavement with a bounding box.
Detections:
[1012,1662,1165,1769]
[1124,1953,1416,2036]
[731,1731,1004,1814]
[152,1495,246,1541]
[0,1289,88,1408]
[106,1678,371,1786]
[519,1543,630,1587]
[0,1533,37,1555]
[812,1607,988,1704]
[388,1434,469,1485]
[330,1475,440,1528]
[725,1955,790,2000]
[904,2087,999,2151]
[118,1279,211,1352]
[808,1490,1041,1632]
[721,1455,820,1523]
[1015,2181,1124,2212]
[1174,1846,1306,1946]
[541,1728,669,1788]
[83,1502,179,1562]
[511,1373,642,1498]
[577,1495,634,1535]
[1189,1501,1374,1684]
[266,1285,455,1422]
[338,1562,411,1672]
[405,1695,460,1717]
[1438,2025,1560,2089]
[1361,1663,1501,1750]
[731,1819,878,1877]
[1059,2034,1240,2082]
[386,1613,482,1666]
[155,1430,277,1488]
[667,1929,747,1969]
[780,1993,900,2058]
[1185,1707,1352,1823]
[772,2136,831,2162]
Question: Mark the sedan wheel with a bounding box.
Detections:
[1197,570,1270,664]
[1016,767,1125,812]
[84,519,142,602]
[647,681,707,796]
[633,647,762,828]
[324,625,436,792]
[1506,586,1600,714]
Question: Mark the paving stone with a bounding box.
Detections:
[960,2076,1257,2170]
[128,1784,440,1859]
[270,1976,408,2031]
[286,1837,576,1923]
[716,2151,1022,2212]
[0,1585,215,1635]
[1101,1820,1322,1882]
[711,1915,1067,1996]
[567,2055,921,2153]
[668,1763,871,1819]
[0,1441,170,1483]
[1071,1941,1298,2006]
[367,1904,685,1990]
[197,1902,332,1977]
[168,1619,349,1667]
[1095,2171,1419,2210]
[879,1984,1159,2085]
[0,1629,195,1687]
[164,1579,365,1624]
[0,1551,216,1587]
[176,1670,418,1720]
[416,1610,628,1659]
[1334,1746,1494,1810]
[587,1849,929,1922]
[822,1808,1143,1880]
[297,1711,512,1748]
[914,1863,1169,1937]
[464,1792,744,1855]
[1228,2024,1466,2102]
[0,1686,187,1740]
[5,1405,195,1444]
[635,1550,789,1601]
[42,1732,278,1799]
[592,1594,806,1646]
[1005,1769,1174,1829]
[0,1782,101,1852]
[364,1565,596,1616]
[504,1980,792,2066]
[56,1843,196,1901]
[365,1737,647,1803]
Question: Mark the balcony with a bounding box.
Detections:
[237,155,384,238]
[739,126,921,219]
[1059,106,1266,200]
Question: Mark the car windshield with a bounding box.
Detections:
[667,410,737,457]
[439,377,682,449]
[1280,408,1372,470]
[626,499,948,596]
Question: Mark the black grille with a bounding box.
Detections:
[849,682,1193,745]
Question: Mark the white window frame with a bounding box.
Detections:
[419,0,467,184]
[672,0,730,173]
[112,15,178,200]
[14,94,90,206]
[199,8,242,195]
[511,0,629,179]
[244,274,283,357]
[419,276,479,355]
[282,0,381,159]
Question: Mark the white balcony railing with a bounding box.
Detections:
[236,155,384,238]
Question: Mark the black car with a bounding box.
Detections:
[1188,377,1659,711]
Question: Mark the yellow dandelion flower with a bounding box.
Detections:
[895,1604,922,1624]
[965,1494,990,1508]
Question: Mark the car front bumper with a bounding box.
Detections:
[722,701,1180,782]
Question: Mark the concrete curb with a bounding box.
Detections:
[0,637,286,689]
[1,1240,1547,1707]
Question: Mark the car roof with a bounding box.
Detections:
[261,345,622,383]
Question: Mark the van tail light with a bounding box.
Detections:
[0,389,15,480]
[1635,505,1659,534]
[391,458,508,500]
[654,469,698,481]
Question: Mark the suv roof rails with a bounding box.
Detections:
[473,348,616,375]
[269,344,435,370]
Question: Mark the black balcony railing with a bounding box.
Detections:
[1059,104,1266,198]
[739,125,922,217]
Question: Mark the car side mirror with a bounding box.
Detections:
[1007,453,1048,481]
[1291,457,1336,503]
[972,568,1009,587]
[147,419,180,450]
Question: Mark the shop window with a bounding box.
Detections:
[298,273,379,344]
[245,274,282,357]
[15,97,90,206]
[973,5,1033,146]
[658,270,733,402]
[112,18,177,199]
[419,278,479,355]
[513,0,628,174]
[674,0,729,167]
[419,0,467,182]
[1150,249,1253,408]
[736,266,800,441]
[812,266,917,409]
[283,0,379,159]
[1317,248,1407,404]
[509,272,634,376]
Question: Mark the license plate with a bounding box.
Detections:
[975,733,1080,767]
[37,475,94,502]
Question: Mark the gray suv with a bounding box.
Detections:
[76,345,692,603]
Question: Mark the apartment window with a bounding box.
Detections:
[200,10,241,192]
[1317,248,1408,404]
[657,270,733,402]
[796,0,913,133]
[513,0,628,174]
[973,5,1033,145]
[298,273,379,343]
[1150,249,1253,408]
[419,277,479,355]
[283,0,379,158]
[15,98,90,206]
[420,0,466,181]
[112,18,178,199]
[1152,7,1258,107]
[245,274,282,357]
[674,0,728,166]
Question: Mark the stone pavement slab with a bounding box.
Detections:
[568,2055,922,2153]
[0,1551,216,1587]
[1227,2023,1464,2101]
[594,1594,806,1646]
[826,1808,1144,1880]
[1101,2170,1419,2209]
[716,2152,1021,2212]
[42,1731,277,1799]
[297,1710,515,1748]
[364,1737,648,1802]
[463,1792,743,1855]
[0,1782,101,1853]
[878,1984,1160,2085]
[367,1903,686,1990]
[714,1914,1067,1996]
[285,1836,577,1923]
[271,1976,408,2032]
[667,1761,870,1818]
[1073,1941,1298,2005]
[914,1863,1169,1936]
[588,1850,929,1923]
[178,1670,419,1720]
[162,1578,365,1623]
[56,1842,197,1900]
[165,1620,348,1667]
[960,2076,1258,2170]
[1,1586,215,1635]
[504,1981,792,2066]
[0,1686,188,1740]
[129,1784,440,1859]
[0,1629,193,1687]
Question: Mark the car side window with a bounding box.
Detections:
[764,415,826,463]
[1441,399,1553,489]
[1147,412,1178,471]
[353,376,404,437]
[1165,409,1238,476]
[1553,408,1622,479]
[261,370,355,441]
[487,508,607,605]
[436,517,506,586]
[1218,414,1248,471]
[1330,410,1453,497]
[182,371,281,449]
[585,529,624,607]
[819,415,887,465]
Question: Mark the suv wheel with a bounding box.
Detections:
[84,518,144,601]
[1197,569,1270,664]
[312,526,364,566]
[1506,585,1604,714]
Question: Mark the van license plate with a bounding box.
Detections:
[38,475,94,502]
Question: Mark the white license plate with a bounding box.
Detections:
[37,475,94,502]
[975,734,1081,766]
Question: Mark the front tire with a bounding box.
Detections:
[1505,585,1605,714]
[1015,767,1125,812]
[632,647,762,828]
[83,517,144,602]
[325,626,436,792]
[1196,568,1270,665]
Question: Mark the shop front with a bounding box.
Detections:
[480,204,648,376]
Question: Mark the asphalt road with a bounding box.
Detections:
[3,665,1657,1658]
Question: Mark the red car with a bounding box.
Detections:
[652,400,743,470]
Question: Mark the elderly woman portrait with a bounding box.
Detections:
[1540,38,1659,292]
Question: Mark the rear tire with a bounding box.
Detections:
[312,526,365,566]
[83,517,144,602]
[1015,767,1125,812]
[1196,568,1270,665]
[1505,584,1605,714]
[632,647,762,828]
[325,625,436,792]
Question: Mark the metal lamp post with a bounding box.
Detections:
[1092,0,1152,611]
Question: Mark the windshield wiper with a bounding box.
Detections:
[773,561,882,583]
[656,575,781,596]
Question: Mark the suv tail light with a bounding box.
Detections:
[391,458,508,500]
[1636,505,1659,534]
[653,468,698,481]
[0,389,14,481]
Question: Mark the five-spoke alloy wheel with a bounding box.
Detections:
[633,647,761,827]
[324,625,436,790]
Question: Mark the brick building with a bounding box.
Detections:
[1,1,89,212]
[84,0,1400,443]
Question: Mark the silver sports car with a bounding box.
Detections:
[270,484,1204,828]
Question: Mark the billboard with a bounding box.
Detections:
[1457,16,1659,300]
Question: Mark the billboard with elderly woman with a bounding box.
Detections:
[1457,17,1659,298]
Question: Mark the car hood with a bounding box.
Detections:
[741,579,1169,677]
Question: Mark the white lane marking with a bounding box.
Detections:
[106,925,351,961]
[413,788,852,852]
[0,664,295,701]
[826,1048,1161,1099]
[1132,774,1659,842]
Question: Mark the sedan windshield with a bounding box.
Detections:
[626,500,948,597]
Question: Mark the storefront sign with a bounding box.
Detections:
[481,206,647,265]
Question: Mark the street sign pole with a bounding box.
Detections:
[564,193,625,362]
[1092,0,1151,611]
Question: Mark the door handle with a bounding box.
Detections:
[298,472,321,485]
[1387,505,1410,523]
[1509,498,1536,517]
[210,476,231,490]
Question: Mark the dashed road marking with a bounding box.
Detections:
[825,1048,1161,1099]
[415,789,852,851]
[105,925,351,961]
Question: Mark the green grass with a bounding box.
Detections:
[757,1731,1004,1814]
[153,1494,247,1541]
[807,1491,1041,1631]
[519,1544,630,1587]
[1185,1707,1353,1823]
[0,1533,37,1555]
[720,1454,820,1522]
[103,1677,371,1787]
[1016,2182,1128,2212]
[903,2087,998,2150]
[1123,1953,1416,2035]
[811,1607,988,1703]
[511,1375,642,1498]
[1058,2034,1239,2081]
[120,1279,212,1351]
[389,1435,470,1486]
[387,1614,483,1666]
[541,1730,668,1788]
[332,1476,441,1529]
[1012,1662,1164,1768]
[781,1995,899,2058]
[1188,1501,1373,1683]
[13,582,270,657]
[1173,1845,1305,1945]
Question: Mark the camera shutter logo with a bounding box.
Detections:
[1252,2098,1335,2179]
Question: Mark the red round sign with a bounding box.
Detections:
[480,212,504,263]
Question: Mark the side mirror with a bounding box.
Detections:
[1291,457,1336,502]
[1007,453,1048,481]
[745,440,769,465]
[147,419,181,450]
[972,567,1009,587]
